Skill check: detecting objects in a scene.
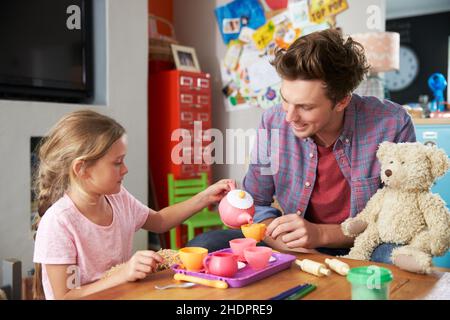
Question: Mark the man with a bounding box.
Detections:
[188,29,416,262]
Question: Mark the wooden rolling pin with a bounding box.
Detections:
[295,259,331,277]
[173,273,229,289]
[325,258,350,276]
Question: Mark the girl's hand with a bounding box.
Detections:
[121,250,164,282]
[199,179,234,206]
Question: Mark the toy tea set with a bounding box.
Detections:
[171,182,394,299]
[172,181,296,288]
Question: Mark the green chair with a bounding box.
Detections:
[168,172,226,249]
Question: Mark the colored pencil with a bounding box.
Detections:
[269,284,311,300]
[286,284,316,300]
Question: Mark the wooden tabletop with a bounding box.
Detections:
[83,252,449,300]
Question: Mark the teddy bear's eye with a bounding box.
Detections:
[389,161,394,164]
[401,161,405,164]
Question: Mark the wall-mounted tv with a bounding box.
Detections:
[0,0,93,102]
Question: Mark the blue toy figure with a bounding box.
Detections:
[428,73,447,112]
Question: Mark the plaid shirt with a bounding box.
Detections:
[243,94,416,223]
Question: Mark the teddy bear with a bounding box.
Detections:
[341,141,450,273]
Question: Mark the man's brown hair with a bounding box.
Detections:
[271,28,370,104]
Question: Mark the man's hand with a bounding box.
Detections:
[265,214,323,249]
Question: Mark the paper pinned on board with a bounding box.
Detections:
[309,0,349,24]
[239,27,256,43]
[288,0,310,29]
[239,45,261,67]
[252,20,276,51]
[246,56,281,92]
[224,40,243,70]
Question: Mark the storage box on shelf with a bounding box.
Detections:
[148,14,176,74]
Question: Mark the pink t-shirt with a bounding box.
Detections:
[33,186,151,299]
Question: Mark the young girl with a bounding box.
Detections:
[33,110,232,300]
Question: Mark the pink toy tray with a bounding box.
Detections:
[171,248,296,288]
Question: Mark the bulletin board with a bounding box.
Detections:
[214,0,349,112]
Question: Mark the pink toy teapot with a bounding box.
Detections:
[218,181,255,228]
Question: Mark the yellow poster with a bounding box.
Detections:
[252,20,276,51]
[309,0,348,24]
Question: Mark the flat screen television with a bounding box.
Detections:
[0,0,93,102]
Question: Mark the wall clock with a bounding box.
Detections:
[385,45,419,92]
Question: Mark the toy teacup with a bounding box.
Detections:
[244,246,273,270]
[178,247,208,272]
[241,223,267,242]
[229,238,257,261]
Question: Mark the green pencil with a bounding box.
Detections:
[286,284,317,300]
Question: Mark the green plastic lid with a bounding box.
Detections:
[347,266,393,285]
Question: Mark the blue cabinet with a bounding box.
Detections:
[414,122,450,268]
[414,124,450,207]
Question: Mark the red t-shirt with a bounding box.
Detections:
[305,144,351,224]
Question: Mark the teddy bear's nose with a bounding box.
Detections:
[385,169,392,177]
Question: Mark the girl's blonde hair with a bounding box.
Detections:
[32,109,125,299]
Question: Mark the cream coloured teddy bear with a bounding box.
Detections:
[341,142,450,273]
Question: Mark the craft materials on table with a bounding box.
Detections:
[295,259,331,277]
[174,273,229,289]
[269,283,316,300]
[346,266,393,300]
[286,284,316,300]
[325,258,350,276]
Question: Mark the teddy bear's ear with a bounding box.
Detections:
[426,146,450,179]
[377,141,394,162]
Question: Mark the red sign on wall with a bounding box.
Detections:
[259,0,288,11]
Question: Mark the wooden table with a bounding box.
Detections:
[84,253,449,300]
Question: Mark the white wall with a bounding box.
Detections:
[173,0,385,184]
[386,0,450,19]
[385,0,450,100]
[0,0,149,282]
[337,0,386,33]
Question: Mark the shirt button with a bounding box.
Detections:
[309,153,313,158]
[305,181,311,187]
